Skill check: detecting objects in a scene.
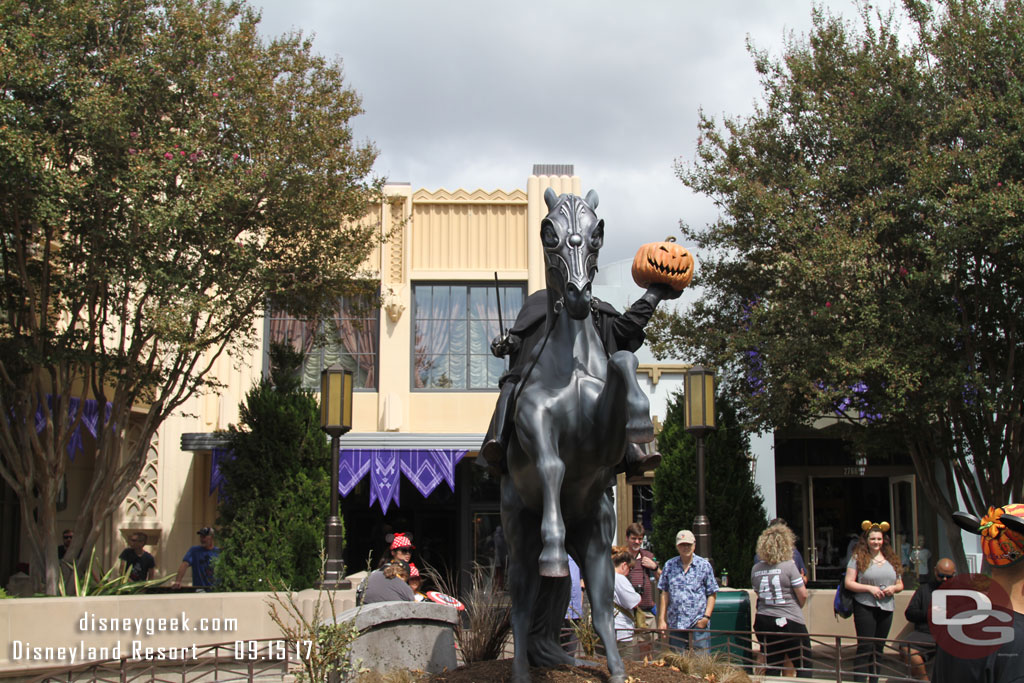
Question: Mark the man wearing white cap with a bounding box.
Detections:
[657,529,719,651]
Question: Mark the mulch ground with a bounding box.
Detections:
[422,658,708,682]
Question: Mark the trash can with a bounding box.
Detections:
[709,589,753,671]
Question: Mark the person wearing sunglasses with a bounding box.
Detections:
[902,556,956,681]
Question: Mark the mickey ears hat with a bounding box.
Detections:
[389,532,415,550]
[861,520,890,533]
[953,504,1024,567]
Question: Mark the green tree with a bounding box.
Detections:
[215,342,336,590]
[651,393,767,588]
[0,0,381,593]
[648,0,1024,567]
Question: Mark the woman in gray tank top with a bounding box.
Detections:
[845,520,904,682]
[751,523,811,678]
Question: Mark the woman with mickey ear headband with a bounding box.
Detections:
[845,520,904,682]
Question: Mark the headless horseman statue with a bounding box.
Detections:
[480,280,680,478]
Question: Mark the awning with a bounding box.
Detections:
[182,431,483,513]
[339,432,482,513]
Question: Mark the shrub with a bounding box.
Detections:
[216,343,337,590]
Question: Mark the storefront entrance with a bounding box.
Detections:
[776,474,920,586]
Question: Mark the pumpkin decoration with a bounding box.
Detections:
[631,236,695,291]
[953,504,1024,567]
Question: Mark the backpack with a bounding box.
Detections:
[355,574,369,606]
[834,580,854,619]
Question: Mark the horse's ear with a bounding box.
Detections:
[584,189,599,210]
[544,188,558,210]
[952,511,982,535]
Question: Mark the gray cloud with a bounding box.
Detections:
[252,0,883,262]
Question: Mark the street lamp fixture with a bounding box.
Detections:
[683,365,717,564]
[319,364,353,589]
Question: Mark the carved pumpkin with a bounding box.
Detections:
[980,504,1024,567]
[631,237,695,291]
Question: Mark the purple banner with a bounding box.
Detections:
[210,448,231,496]
[339,448,466,513]
[34,395,113,460]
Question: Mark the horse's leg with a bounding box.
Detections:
[501,475,542,683]
[606,350,654,444]
[515,410,569,577]
[579,488,627,683]
[527,574,575,667]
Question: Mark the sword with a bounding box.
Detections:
[494,272,505,337]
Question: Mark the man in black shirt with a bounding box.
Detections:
[119,532,156,582]
[903,557,956,681]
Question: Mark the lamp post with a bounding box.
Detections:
[319,365,353,589]
[683,365,717,565]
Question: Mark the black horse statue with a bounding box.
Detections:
[500,188,655,683]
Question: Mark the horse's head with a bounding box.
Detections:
[542,188,604,320]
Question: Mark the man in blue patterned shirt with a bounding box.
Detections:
[657,529,719,651]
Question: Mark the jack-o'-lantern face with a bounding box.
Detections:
[631,237,695,291]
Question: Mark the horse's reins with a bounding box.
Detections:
[511,299,562,407]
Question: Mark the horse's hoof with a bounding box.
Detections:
[539,560,569,577]
[609,675,626,683]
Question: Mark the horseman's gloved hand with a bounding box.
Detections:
[491,332,520,358]
[641,283,683,306]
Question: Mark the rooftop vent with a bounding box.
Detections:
[532,164,574,176]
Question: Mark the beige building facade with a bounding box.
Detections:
[3,165,684,590]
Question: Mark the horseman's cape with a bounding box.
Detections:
[498,289,657,387]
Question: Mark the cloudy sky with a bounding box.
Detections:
[252,0,898,264]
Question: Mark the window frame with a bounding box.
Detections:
[263,291,381,392]
[410,280,527,392]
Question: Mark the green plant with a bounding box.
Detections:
[216,342,338,591]
[266,558,362,683]
[58,549,171,596]
[423,562,510,663]
[0,0,382,596]
[652,394,767,587]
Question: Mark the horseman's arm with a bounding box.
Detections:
[491,291,547,358]
[610,283,681,352]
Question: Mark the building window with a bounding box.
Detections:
[267,292,379,390]
[413,283,525,390]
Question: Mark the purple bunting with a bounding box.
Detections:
[34,395,113,460]
[211,448,232,496]
[339,448,467,513]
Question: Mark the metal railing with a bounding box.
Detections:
[24,629,932,682]
[571,627,930,682]
[26,640,301,683]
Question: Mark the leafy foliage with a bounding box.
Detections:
[266,566,362,683]
[0,0,381,593]
[651,394,767,588]
[215,343,335,590]
[58,548,171,596]
[648,0,1024,564]
[424,562,510,662]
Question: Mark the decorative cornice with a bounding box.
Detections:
[412,188,528,204]
[636,363,691,386]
